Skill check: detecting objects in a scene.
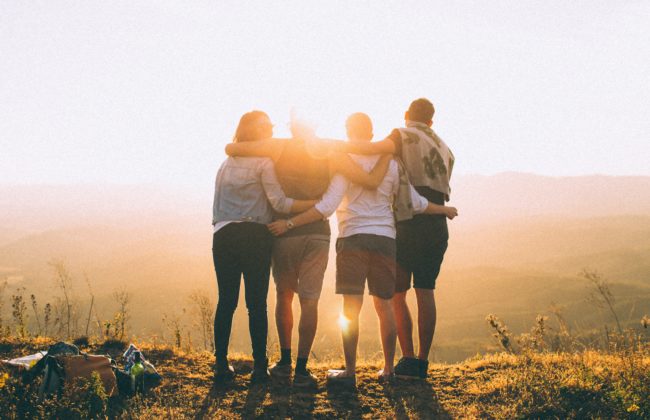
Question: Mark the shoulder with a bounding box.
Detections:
[387,128,403,155]
[388,128,402,141]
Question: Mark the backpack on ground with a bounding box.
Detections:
[39,354,118,397]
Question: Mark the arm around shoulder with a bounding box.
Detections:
[329,152,391,189]
[225,138,285,161]
[341,137,396,155]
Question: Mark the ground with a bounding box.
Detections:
[1,339,648,419]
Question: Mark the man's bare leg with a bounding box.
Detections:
[415,288,437,361]
[297,297,318,359]
[342,294,363,375]
[392,291,415,358]
[373,296,397,374]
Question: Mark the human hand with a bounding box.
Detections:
[268,220,289,236]
[445,207,458,220]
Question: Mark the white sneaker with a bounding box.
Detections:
[326,369,356,386]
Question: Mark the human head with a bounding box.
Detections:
[405,98,435,126]
[233,110,273,143]
[345,112,373,143]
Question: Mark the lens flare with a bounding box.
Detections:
[338,313,350,332]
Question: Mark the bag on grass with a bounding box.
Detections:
[29,342,79,380]
[39,354,118,397]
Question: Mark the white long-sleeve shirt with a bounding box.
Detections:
[314,154,429,239]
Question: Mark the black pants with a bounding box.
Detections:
[212,222,273,366]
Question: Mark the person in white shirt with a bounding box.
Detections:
[268,113,457,384]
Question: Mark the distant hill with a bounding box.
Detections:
[451,173,650,225]
[0,183,206,234]
[0,174,649,362]
[2,173,650,231]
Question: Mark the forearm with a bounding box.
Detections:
[340,142,374,154]
[337,138,395,155]
[225,139,285,160]
[290,207,326,229]
[261,160,296,213]
[290,199,318,213]
[423,203,448,215]
[330,153,390,189]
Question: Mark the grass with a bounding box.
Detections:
[1,338,648,419]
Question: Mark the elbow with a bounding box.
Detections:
[281,198,296,214]
[224,144,233,156]
[268,198,290,214]
[314,205,333,219]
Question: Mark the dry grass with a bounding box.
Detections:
[1,339,648,419]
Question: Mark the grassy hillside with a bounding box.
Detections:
[1,339,648,419]
[1,215,648,363]
[1,176,649,363]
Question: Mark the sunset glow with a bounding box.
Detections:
[2,2,649,189]
[0,4,649,417]
[338,314,351,333]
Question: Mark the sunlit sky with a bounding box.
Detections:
[2,1,649,191]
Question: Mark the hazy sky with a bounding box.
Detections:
[2,1,649,190]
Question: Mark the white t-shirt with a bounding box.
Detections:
[314,155,429,239]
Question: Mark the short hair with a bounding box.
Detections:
[233,110,269,143]
[407,98,435,123]
[345,112,373,140]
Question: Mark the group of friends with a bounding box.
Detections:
[211,98,458,387]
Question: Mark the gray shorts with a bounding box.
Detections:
[335,234,396,300]
[272,233,330,300]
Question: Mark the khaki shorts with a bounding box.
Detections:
[272,234,330,300]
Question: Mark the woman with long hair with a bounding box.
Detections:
[211,110,316,383]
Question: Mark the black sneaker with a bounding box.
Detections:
[293,368,318,388]
[394,357,421,380]
[418,359,429,379]
[213,363,235,382]
[251,367,270,384]
[269,362,292,380]
[251,359,270,384]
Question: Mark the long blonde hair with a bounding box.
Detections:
[233,110,270,143]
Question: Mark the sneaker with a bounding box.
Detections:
[377,369,395,384]
[250,367,270,384]
[394,357,421,380]
[293,369,318,388]
[269,362,292,380]
[326,369,356,387]
[251,359,270,384]
[213,363,235,382]
[418,359,429,379]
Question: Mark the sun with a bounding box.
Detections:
[337,313,350,332]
